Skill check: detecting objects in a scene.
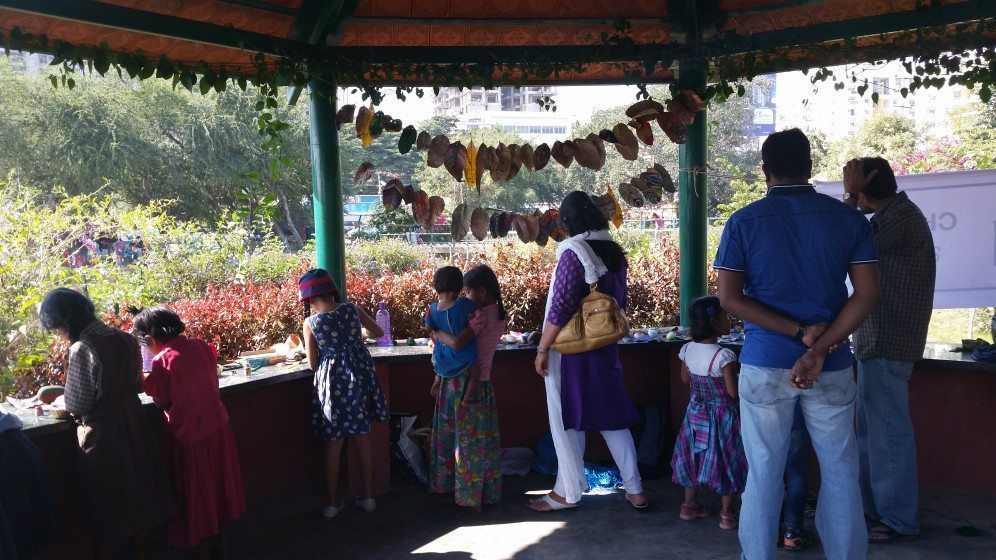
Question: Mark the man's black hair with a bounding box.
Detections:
[761,128,812,180]
[860,157,899,200]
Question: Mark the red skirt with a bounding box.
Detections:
[168,423,246,548]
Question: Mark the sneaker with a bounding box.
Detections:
[719,511,738,530]
[679,502,711,521]
[783,529,807,551]
[356,498,376,513]
[322,502,345,520]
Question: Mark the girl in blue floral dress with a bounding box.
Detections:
[300,269,389,521]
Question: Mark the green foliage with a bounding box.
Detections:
[950,99,996,161]
[0,60,313,244]
[345,238,429,276]
[818,112,918,179]
[0,177,302,398]
[715,158,767,219]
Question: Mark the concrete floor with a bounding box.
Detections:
[149,474,996,560]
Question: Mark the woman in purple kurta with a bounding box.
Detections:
[530,191,647,512]
[547,251,639,431]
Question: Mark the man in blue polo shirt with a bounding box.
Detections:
[715,128,880,560]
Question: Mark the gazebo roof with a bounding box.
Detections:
[0,1,993,86]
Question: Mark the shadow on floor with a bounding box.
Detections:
[148,474,996,560]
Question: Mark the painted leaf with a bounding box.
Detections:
[335,104,355,131]
[451,203,471,241]
[353,162,375,185]
[444,141,468,182]
[470,207,490,241]
[398,125,417,154]
[411,189,430,224]
[465,141,478,186]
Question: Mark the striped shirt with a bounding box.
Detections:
[853,192,936,362]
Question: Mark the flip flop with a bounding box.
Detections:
[528,493,578,512]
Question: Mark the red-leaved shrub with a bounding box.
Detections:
[23,237,710,394]
[168,278,302,360]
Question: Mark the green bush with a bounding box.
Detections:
[345,238,432,275]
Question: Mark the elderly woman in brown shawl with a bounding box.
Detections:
[41,288,174,559]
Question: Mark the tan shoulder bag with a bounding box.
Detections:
[551,283,630,355]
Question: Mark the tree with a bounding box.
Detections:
[821,112,917,178]
[0,60,314,245]
[950,99,996,166]
[715,158,766,219]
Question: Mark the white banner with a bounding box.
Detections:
[815,169,996,309]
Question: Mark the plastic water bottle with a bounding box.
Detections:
[375,301,393,346]
[140,345,155,373]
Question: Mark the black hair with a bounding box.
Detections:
[688,295,723,342]
[433,265,464,294]
[463,265,507,320]
[860,157,898,200]
[131,307,186,343]
[558,190,627,273]
[761,128,812,180]
[40,288,97,343]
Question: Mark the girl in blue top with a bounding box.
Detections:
[427,266,480,403]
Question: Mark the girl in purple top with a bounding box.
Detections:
[530,191,647,512]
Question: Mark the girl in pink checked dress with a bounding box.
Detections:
[425,265,507,511]
[671,296,747,531]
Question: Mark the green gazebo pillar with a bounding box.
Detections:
[677,61,708,326]
[308,78,347,297]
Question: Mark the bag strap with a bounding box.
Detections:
[707,347,723,376]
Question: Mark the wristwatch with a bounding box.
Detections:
[794,325,806,343]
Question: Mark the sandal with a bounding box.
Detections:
[868,525,917,543]
[679,502,711,521]
[719,511,738,530]
[624,493,649,510]
[782,529,807,551]
[528,493,578,512]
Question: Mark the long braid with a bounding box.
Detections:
[493,282,507,321]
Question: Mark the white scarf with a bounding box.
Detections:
[542,230,611,503]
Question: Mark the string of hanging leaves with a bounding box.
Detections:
[342,90,702,245]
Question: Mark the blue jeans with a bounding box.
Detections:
[856,358,919,535]
[782,403,811,533]
[739,365,867,560]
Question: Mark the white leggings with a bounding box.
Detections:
[553,428,643,502]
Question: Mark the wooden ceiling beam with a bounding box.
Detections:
[341,17,666,27]
[214,0,297,17]
[723,0,828,20]
[0,0,325,57]
[288,0,360,103]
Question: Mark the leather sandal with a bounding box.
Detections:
[624,493,649,510]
